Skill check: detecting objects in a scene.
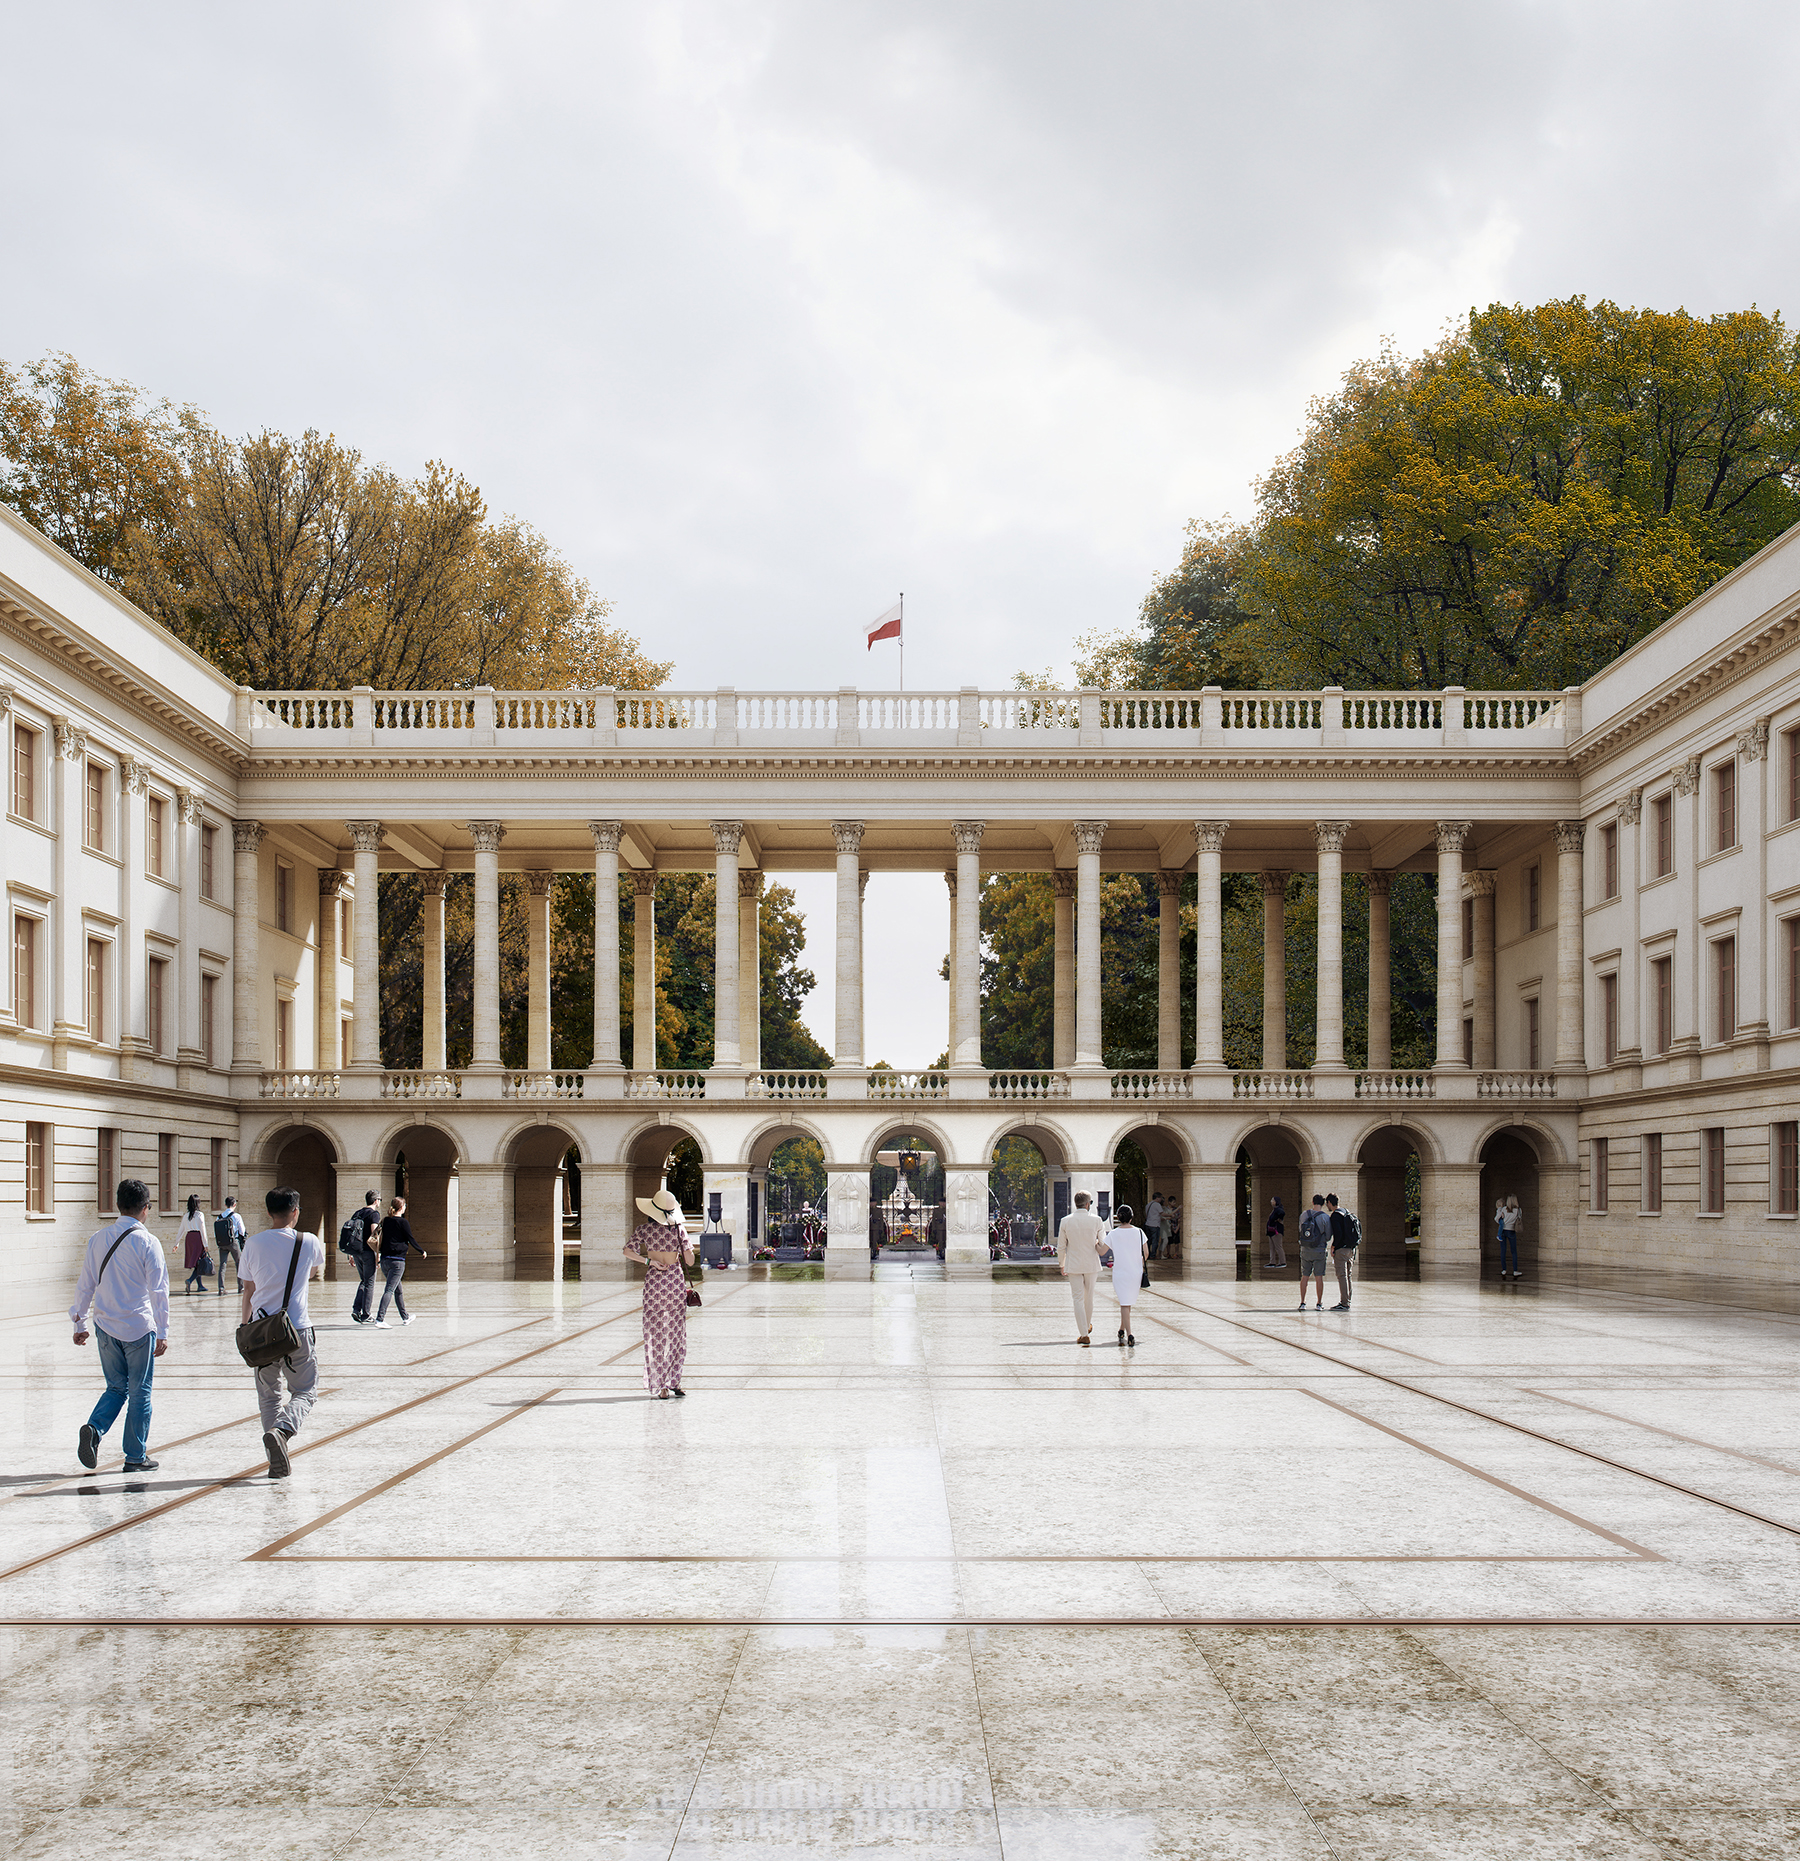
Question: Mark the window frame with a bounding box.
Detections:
[85,935,107,1045]
[1715,758,1738,853]
[1601,821,1618,900]
[1777,1123,1799,1216]
[1591,1135,1609,1213]
[1654,793,1674,877]
[1644,1132,1663,1214]
[96,1127,117,1213]
[1601,971,1619,1064]
[1703,1127,1726,1214]
[1788,726,1800,826]
[12,910,40,1030]
[1652,955,1673,1055]
[146,792,167,880]
[200,822,216,900]
[147,952,168,1056]
[210,1137,226,1212]
[24,1121,49,1213]
[157,1132,176,1214]
[11,722,40,823]
[1525,996,1540,1071]
[200,971,217,1068]
[275,859,293,934]
[84,760,107,852]
[1714,935,1738,1045]
[1525,862,1541,933]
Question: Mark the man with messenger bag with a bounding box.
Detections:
[237,1187,325,1480]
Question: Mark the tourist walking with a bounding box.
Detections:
[70,1179,168,1473]
[627,1186,693,1397]
[1327,1193,1359,1310]
[1264,1195,1287,1269]
[1108,1205,1150,1346]
[239,1187,325,1479]
[214,1197,245,1295]
[1297,1195,1330,1311]
[374,1196,426,1327]
[179,1194,210,1294]
[342,1190,383,1323]
[1499,1195,1522,1278]
[1055,1190,1108,1346]
[1164,1199,1182,1259]
[1144,1193,1165,1259]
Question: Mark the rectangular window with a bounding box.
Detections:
[200,823,216,899]
[25,1122,47,1213]
[147,955,167,1055]
[86,937,105,1044]
[1716,760,1737,852]
[157,1133,176,1213]
[1602,973,1618,1064]
[1790,919,1800,1031]
[1778,1123,1799,1216]
[201,973,217,1068]
[1592,1136,1609,1213]
[85,761,105,850]
[1789,727,1800,826]
[12,723,38,821]
[1716,937,1737,1045]
[341,1018,352,1069]
[1644,1133,1663,1213]
[1461,897,1474,964]
[276,997,291,1071]
[1653,956,1673,1054]
[146,794,165,879]
[1655,793,1673,876]
[13,913,38,1029]
[1526,863,1540,932]
[97,1127,116,1211]
[1704,1127,1726,1213]
[210,1137,226,1211]
[1526,997,1540,1071]
[340,898,351,951]
[275,861,292,934]
[1462,1017,1474,1067]
[1601,822,1618,900]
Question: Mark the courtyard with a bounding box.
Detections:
[4,1265,1797,1858]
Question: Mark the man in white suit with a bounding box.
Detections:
[1056,1192,1109,1347]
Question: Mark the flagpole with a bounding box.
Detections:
[899,592,904,692]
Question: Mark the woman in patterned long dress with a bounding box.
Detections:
[625,1187,694,1398]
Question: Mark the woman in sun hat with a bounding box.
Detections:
[626,1187,695,1398]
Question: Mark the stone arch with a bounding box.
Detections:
[1479,1126,1546,1282]
[1230,1121,1310,1269]
[266,1125,341,1282]
[1222,1115,1323,1170]
[1469,1115,1568,1170]
[985,1114,1075,1170]
[249,1116,350,1173]
[624,1121,709,1208]
[1111,1121,1193,1242]
[858,1115,959,1170]
[505,1121,585,1282]
[381,1122,462,1283]
[742,1115,833,1172]
[1352,1120,1438,1279]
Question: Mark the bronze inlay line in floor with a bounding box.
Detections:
[1522,1387,1800,1478]
[5,1615,1798,1629]
[262,1552,1646,1564]
[1155,1287,1800,1543]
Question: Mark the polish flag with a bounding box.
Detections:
[865,599,903,650]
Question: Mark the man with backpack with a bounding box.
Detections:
[69,1179,168,1473]
[213,1197,245,1296]
[1326,1192,1360,1311]
[340,1190,383,1325]
[1296,1195,1331,1312]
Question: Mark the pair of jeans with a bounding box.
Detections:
[185,1264,208,1292]
[350,1243,379,1320]
[89,1326,156,1464]
[376,1257,409,1322]
[1499,1227,1519,1275]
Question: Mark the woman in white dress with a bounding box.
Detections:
[1108,1205,1150,1348]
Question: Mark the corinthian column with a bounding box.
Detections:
[1193,822,1229,1070]
[1554,820,1586,1072]
[587,823,622,1071]
[346,821,384,1070]
[230,820,264,1073]
[1261,868,1289,1070]
[421,870,447,1072]
[1052,869,1076,1071]
[1313,822,1351,1070]
[631,870,657,1071]
[1156,868,1182,1071]
[1435,822,1472,1069]
[832,822,865,1069]
[1367,871,1392,1071]
[952,821,985,1070]
[317,866,351,1069]
[711,822,743,1069]
[738,869,761,1072]
[467,821,505,1070]
[1469,869,1497,1070]
[1073,822,1107,1068]
[525,869,554,1072]
[944,869,958,1065]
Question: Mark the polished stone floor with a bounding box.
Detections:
[4,1264,1799,1857]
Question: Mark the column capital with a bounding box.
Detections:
[1619,788,1643,826]
[832,820,866,855]
[52,716,87,761]
[177,787,204,827]
[738,869,761,901]
[1368,868,1393,897]
[231,820,263,854]
[1435,820,1473,854]
[859,870,871,897]
[1072,821,1107,856]
[944,868,957,899]
[1157,867,1183,899]
[1673,756,1701,796]
[123,757,153,796]
[587,820,624,854]
[951,820,986,854]
[1552,819,1586,854]
[631,869,659,899]
[419,869,447,898]
[1194,821,1230,855]
[1051,868,1076,899]
[524,869,555,897]
[319,866,352,900]
[346,820,385,854]
[1313,821,1351,855]
[1260,867,1290,898]
[710,820,745,855]
[1738,718,1771,762]
[466,821,506,854]
[1466,869,1498,897]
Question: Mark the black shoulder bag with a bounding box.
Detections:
[235,1238,305,1368]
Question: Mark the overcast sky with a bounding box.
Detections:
[6,2,1798,1062]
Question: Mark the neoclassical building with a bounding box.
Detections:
[7,500,1800,1303]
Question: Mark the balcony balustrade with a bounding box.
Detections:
[381,1070,462,1100]
[1230,1071,1315,1101]
[747,1071,829,1100]
[1110,1071,1193,1100]
[989,1070,1071,1101]
[867,1070,949,1100]
[626,1071,708,1100]
[1356,1071,1436,1100]
[503,1071,586,1099]
[1478,1071,1558,1099]
[259,1070,340,1099]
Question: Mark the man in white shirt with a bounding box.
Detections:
[1056,1191,1110,1346]
[69,1178,169,1473]
[239,1186,326,1479]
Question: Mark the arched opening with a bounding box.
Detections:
[1235,1126,1303,1280]
[271,1129,339,1281]
[1356,1126,1430,1280]
[508,1125,582,1281]
[625,1125,707,1222]
[383,1126,458,1282]
[867,1125,942,1262]
[1113,1124,1188,1262]
[763,1134,827,1257]
[1480,1130,1542,1281]
[990,1133,1049,1257]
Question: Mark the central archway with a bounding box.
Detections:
[508,1124,583,1281]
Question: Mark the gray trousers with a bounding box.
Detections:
[1333,1248,1356,1306]
[254,1326,318,1437]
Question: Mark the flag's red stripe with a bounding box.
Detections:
[867,617,903,647]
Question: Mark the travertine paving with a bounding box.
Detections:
[4,1265,1798,1856]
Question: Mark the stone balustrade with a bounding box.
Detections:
[381,1070,462,1100]
[867,1070,949,1100]
[1231,1071,1316,1100]
[1111,1071,1193,1100]
[1478,1071,1559,1099]
[259,1070,340,1099]
[1356,1071,1436,1100]
[989,1071,1071,1100]
[503,1071,586,1099]
[626,1071,708,1100]
[747,1071,829,1099]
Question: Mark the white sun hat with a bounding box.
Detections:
[635,1187,682,1223]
